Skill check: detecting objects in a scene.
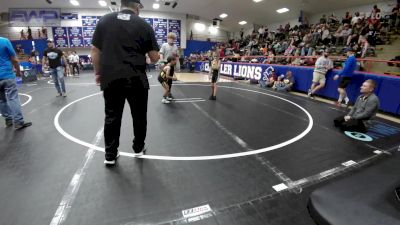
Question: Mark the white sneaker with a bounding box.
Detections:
[162,98,171,104]
[133,146,147,157]
[166,96,173,101]
[104,152,120,166]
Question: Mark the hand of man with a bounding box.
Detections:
[333,75,340,80]
[95,75,101,86]
[344,115,351,122]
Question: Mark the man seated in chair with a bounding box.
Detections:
[334,79,380,133]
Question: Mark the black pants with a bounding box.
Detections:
[334,115,367,133]
[103,77,149,160]
[72,63,79,76]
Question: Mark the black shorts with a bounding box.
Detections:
[339,77,352,89]
[158,75,168,87]
[211,69,219,83]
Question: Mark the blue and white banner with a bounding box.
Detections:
[60,12,78,20]
[69,37,84,47]
[52,27,69,48]
[68,27,82,37]
[168,19,181,48]
[153,18,168,47]
[68,27,83,47]
[82,16,101,26]
[9,8,61,27]
[83,37,93,47]
[143,17,153,27]
[82,27,95,38]
[197,61,275,81]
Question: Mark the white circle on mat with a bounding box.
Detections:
[54,84,314,161]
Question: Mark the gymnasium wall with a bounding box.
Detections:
[195,61,400,115]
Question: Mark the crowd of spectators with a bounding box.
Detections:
[187,4,400,71]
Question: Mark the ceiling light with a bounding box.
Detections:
[194,23,206,32]
[208,26,218,34]
[277,8,289,13]
[239,21,247,25]
[98,0,107,7]
[70,0,80,6]
[253,0,263,2]
[219,13,228,19]
[153,3,160,9]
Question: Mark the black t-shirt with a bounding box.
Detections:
[44,48,63,69]
[92,9,159,90]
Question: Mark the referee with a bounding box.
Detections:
[91,0,160,166]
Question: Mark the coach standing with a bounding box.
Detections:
[91,0,160,166]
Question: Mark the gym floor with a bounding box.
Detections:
[1,71,399,225]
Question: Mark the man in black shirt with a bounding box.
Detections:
[43,39,67,97]
[91,0,160,166]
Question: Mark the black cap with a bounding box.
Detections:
[124,0,143,8]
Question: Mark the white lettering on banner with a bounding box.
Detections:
[222,64,232,75]
[230,64,262,80]
[204,63,210,72]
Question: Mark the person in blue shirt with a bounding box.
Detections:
[0,37,32,129]
[333,49,357,107]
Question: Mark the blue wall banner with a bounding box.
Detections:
[143,18,153,27]
[153,18,168,47]
[195,61,400,115]
[82,27,95,37]
[9,8,61,27]
[83,38,93,47]
[60,12,78,20]
[52,27,69,48]
[82,16,100,26]
[168,19,181,48]
[68,27,83,47]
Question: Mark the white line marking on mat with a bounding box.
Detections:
[54,84,313,161]
[0,93,32,117]
[49,128,103,225]
[342,160,356,167]
[19,93,32,106]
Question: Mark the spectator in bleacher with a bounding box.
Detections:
[0,37,32,130]
[334,79,380,133]
[301,44,314,56]
[27,27,32,40]
[258,26,265,40]
[329,14,340,24]
[351,12,362,25]
[335,24,352,46]
[390,4,399,31]
[342,12,352,25]
[364,23,378,46]
[240,28,244,40]
[320,15,327,24]
[369,5,381,29]
[264,49,275,64]
[308,50,333,99]
[346,22,363,46]
[333,49,357,107]
[321,25,332,45]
